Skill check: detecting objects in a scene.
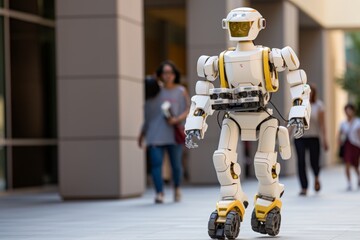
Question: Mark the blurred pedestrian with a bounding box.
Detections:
[294,85,328,196]
[138,60,189,203]
[138,76,161,184]
[339,103,360,191]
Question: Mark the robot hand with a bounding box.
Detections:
[185,129,201,149]
[287,118,305,139]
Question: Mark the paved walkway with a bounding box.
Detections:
[1,165,360,240]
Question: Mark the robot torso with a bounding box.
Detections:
[224,47,264,89]
[209,46,275,112]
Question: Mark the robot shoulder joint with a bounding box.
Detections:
[270,48,286,72]
[280,46,300,71]
[195,80,214,95]
[197,55,219,81]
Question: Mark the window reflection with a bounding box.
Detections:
[145,7,187,76]
[10,19,56,139]
[10,0,54,19]
[0,17,5,190]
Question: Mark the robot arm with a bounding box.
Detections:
[184,55,219,148]
[275,46,311,138]
[270,46,300,72]
[197,55,219,81]
[185,80,215,148]
[287,69,311,137]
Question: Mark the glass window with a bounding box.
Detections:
[10,0,55,19]
[0,148,6,190]
[145,7,187,76]
[0,17,5,190]
[10,19,56,139]
[12,146,57,188]
[229,21,254,38]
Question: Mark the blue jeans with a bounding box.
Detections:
[148,144,183,193]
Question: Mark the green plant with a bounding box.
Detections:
[337,32,360,115]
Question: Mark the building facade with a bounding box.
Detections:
[0,0,56,191]
[0,0,355,197]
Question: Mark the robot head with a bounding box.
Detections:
[222,7,266,41]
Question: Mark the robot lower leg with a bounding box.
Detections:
[251,118,284,236]
[208,118,248,240]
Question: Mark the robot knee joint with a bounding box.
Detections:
[213,149,238,172]
[214,149,241,185]
[254,152,279,184]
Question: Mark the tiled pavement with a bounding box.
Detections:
[1,165,360,240]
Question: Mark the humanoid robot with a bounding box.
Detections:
[185,7,311,239]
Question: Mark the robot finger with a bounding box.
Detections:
[195,130,201,140]
[294,126,304,139]
[286,118,295,128]
[186,139,198,149]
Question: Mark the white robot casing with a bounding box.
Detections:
[184,7,311,238]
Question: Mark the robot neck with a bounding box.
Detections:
[236,41,256,51]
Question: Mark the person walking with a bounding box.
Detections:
[294,85,328,196]
[339,103,360,191]
[138,61,189,203]
[138,76,161,185]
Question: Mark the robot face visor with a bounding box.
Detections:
[229,21,254,37]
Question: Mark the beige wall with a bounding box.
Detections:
[249,0,299,176]
[327,31,347,164]
[186,0,230,184]
[57,0,145,199]
[289,0,360,29]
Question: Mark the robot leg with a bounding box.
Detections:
[251,118,283,236]
[208,117,247,240]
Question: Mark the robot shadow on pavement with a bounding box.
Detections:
[184,7,311,240]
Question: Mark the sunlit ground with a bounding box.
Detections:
[0,165,359,240]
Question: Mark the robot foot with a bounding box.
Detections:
[208,210,224,239]
[251,207,281,236]
[251,196,282,236]
[208,200,246,240]
[208,210,241,240]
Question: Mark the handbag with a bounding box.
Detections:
[174,124,186,144]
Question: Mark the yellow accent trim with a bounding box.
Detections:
[230,163,239,179]
[219,50,229,88]
[262,47,279,92]
[290,54,297,66]
[293,98,303,106]
[216,216,226,223]
[216,200,245,221]
[254,196,282,221]
[271,165,277,179]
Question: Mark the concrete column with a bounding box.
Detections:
[299,28,328,165]
[186,0,247,184]
[186,0,227,184]
[330,31,347,164]
[250,0,299,176]
[56,0,145,199]
[324,30,347,165]
[299,28,347,166]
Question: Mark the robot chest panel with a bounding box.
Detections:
[224,50,264,87]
